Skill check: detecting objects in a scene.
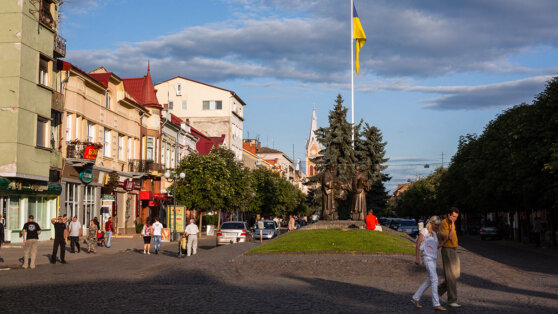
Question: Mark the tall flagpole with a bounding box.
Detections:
[351,0,355,146]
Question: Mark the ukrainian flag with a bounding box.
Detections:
[353,3,366,75]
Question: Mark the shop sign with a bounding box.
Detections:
[83,145,99,160]
[79,168,94,183]
[101,194,115,201]
[117,179,135,191]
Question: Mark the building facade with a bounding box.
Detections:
[154,77,246,160]
[58,62,148,234]
[0,0,65,242]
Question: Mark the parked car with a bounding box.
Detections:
[253,220,279,240]
[379,217,390,225]
[395,219,419,237]
[216,221,253,246]
[388,218,403,229]
[480,223,502,240]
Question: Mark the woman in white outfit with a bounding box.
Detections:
[411,215,447,311]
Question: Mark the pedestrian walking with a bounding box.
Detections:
[365,209,379,231]
[152,218,163,254]
[185,219,199,257]
[105,217,114,248]
[288,215,295,231]
[50,215,68,264]
[412,215,446,311]
[438,207,461,308]
[141,221,153,255]
[68,216,82,253]
[86,219,98,254]
[21,215,41,269]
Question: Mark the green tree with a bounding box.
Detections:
[354,121,391,213]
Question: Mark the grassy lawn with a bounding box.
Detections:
[248,229,414,254]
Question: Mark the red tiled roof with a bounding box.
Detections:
[58,61,105,88]
[122,64,161,107]
[88,73,112,88]
[170,113,183,126]
[259,147,282,154]
[190,127,224,155]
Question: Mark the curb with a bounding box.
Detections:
[244,251,414,256]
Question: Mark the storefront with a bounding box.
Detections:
[60,166,102,234]
[0,178,62,243]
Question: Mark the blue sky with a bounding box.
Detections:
[61,0,558,191]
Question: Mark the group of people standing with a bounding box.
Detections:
[412,207,461,311]
[16,214,115,269]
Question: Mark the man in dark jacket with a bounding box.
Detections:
[51,215,68,264]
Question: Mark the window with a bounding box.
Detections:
[87,122,95,142]
[182,100,187,110]
[83,186,96,225]
[40,0,54,27]
[51,110,61,150]
[118,134,124,160]
[65,183,78,218]
[202,100,222,110]
[155,138,159,163]
[104,129,111,158]
[38,55,50,87]
[161,141,166,167]
[105,92,111,109]
[168,101,174,110]
[36,116,49,148]
[176,83,182,95]
[66,113,72,142]
[171,147,175,168]
[27,197,47,228]
[75,116,80,140]
[1,196,20,230]
[127,137,132,161]
[146,137,154,161]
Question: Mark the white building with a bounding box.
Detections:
[155,77,246,160]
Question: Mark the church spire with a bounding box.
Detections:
[306,105,318,150]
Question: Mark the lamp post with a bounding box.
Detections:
[165,170,185,241]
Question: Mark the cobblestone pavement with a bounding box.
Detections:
[0,234,557,313]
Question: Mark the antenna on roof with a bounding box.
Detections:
[147,60,150,74]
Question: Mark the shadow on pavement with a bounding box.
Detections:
[459,236,558,276]
[459,272,558,300]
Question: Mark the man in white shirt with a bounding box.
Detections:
[184,219,199,257]
[68,216,82,253]
[152,218,164,255]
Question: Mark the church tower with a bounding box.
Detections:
[305,106,320,177]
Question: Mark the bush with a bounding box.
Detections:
[135,223,144,234]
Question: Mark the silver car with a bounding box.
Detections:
[216,221,253,246]
[253,220,279,239]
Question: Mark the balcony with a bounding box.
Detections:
[51,91,64,111]
[129,159,164,174]
[66,142,101,166]
[54,35,66,58]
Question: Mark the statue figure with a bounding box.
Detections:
[321,164,339,221]
[349,165,371,221]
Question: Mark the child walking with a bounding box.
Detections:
[411,215,447,311]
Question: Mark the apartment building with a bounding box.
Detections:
[0,0,65,242]
[154,77,246,160]
[59,62,148,234]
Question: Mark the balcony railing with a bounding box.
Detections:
[129,159,164,173]
[54,35,66,58]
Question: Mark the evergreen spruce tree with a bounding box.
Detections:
[310,94,357,219]
[355,122,391,213]
[312,94,357,181]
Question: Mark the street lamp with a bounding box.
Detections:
[165,170,185,241]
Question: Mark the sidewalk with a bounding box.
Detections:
[0,234,216,269]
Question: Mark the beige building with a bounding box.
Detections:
[59,62,149,234]
[154,77,246,160]
[0,0,65,242]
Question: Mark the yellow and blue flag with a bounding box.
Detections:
[353,3,366,75]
